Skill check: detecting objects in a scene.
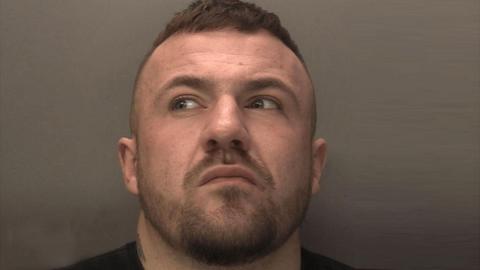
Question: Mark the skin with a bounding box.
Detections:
[118,29,326,270]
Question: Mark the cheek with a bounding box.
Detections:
[275,146,312,187]
[257,128,313,194]
[141,117,202,161]
[138,126,201,195]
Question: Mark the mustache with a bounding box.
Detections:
[183,149,275,189]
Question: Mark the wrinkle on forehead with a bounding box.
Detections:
[148,29,307,79]
[160,51,288,70]
[134,29,315,130]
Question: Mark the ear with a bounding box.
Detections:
[310,138,327,195]
[118,136,139,195]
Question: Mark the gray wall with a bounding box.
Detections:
[1,0,478,269]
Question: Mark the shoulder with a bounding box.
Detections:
[301,248,355,270]
[55,242,142,270]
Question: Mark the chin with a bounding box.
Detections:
[178,199,279,266]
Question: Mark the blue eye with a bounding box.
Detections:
[171,97,201,111]
[247,97,280,109]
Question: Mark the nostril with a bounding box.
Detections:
[207,139,218,151]
[231,139,242,149]
[204,138,246,152]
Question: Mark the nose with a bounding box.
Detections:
[200,96,250,153]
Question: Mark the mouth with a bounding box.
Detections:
[199,165,259,188]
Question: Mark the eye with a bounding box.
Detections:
[246,97,280,110]
[170,96,201,111]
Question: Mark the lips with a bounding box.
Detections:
[199,165,258,187]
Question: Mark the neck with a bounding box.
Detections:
[136,211,302,270]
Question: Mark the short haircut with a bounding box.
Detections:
[130,0,316,135]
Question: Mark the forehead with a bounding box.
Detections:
[140,29,311,93]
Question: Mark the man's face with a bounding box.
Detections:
[119,29,325,266]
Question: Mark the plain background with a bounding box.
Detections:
[1,0,478,269]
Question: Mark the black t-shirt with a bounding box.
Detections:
[57,242,354,270]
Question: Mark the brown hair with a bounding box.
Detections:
[130,0,315,135]
[152,0,304,61]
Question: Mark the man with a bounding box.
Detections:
[60,0,354,269]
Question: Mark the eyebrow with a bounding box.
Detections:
[243,77,300,107]
[161,75,215,93]
[154,74,300,107]
[153,75,214,106]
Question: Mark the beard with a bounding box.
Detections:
[137,149,312,266]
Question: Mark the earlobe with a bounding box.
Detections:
[311,138,327,195]
[118,137,139,195]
